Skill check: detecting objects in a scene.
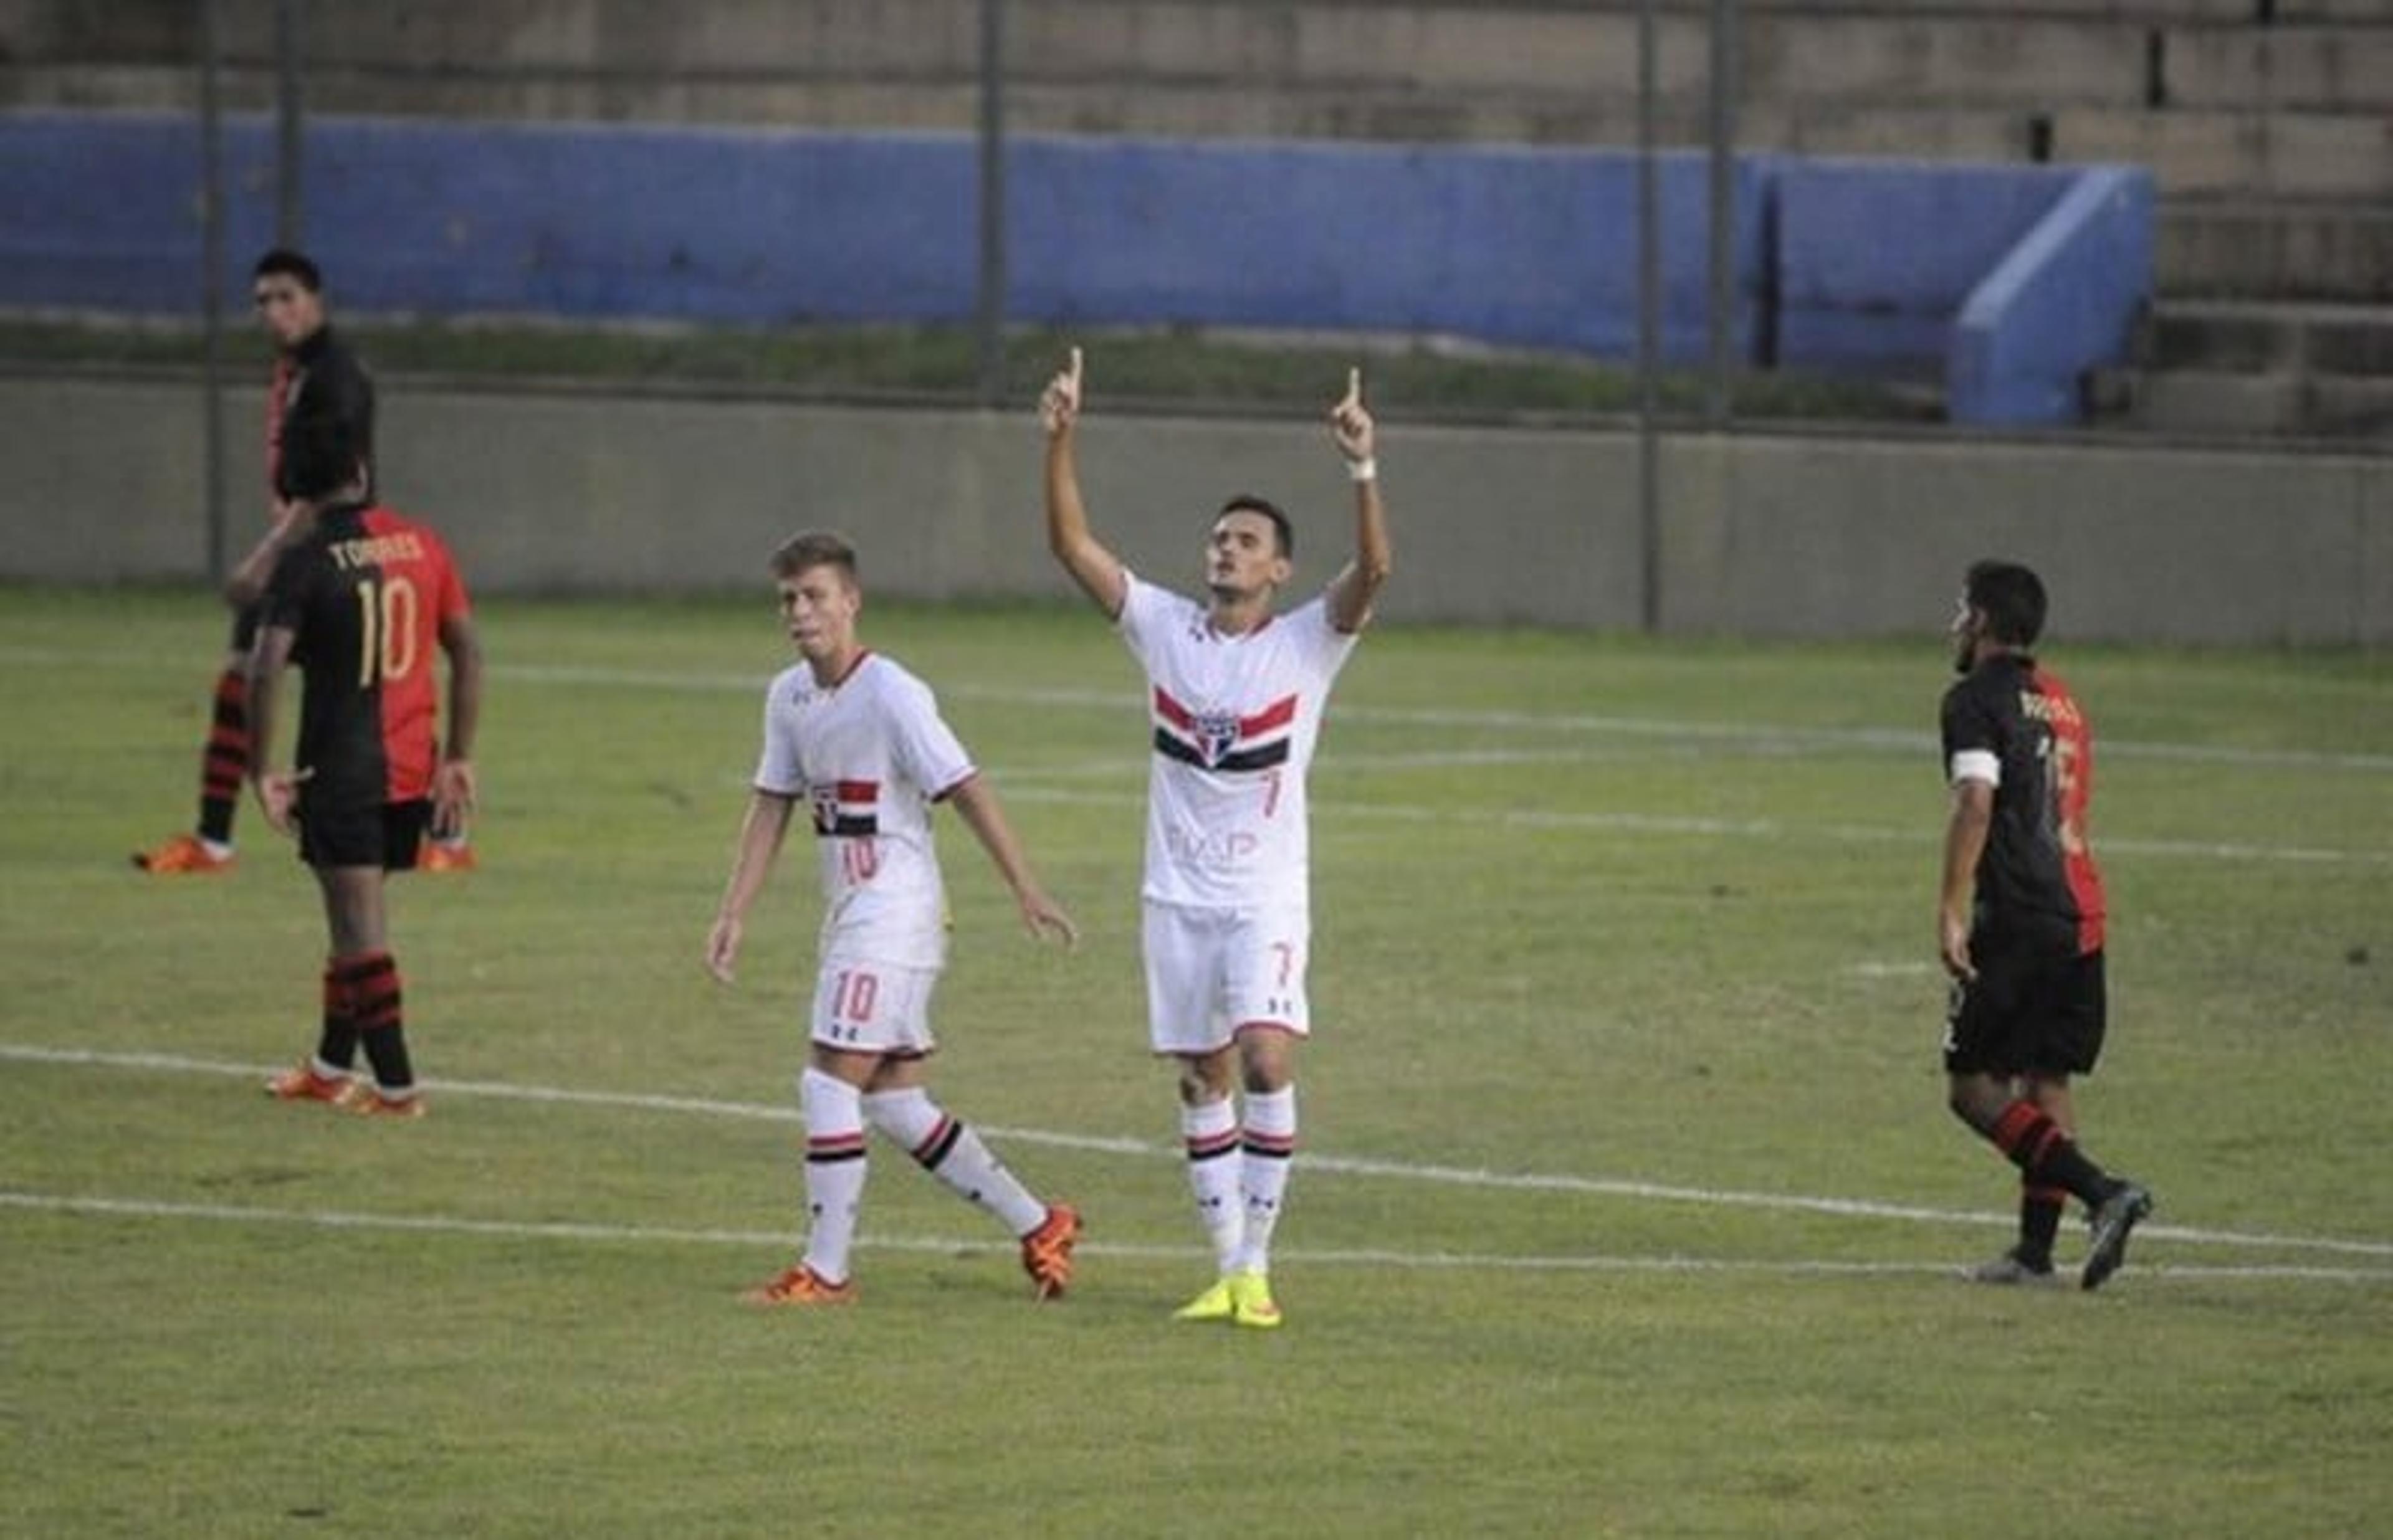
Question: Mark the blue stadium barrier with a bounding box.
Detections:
[1947,166,2154,425]
[0,112,2146,424]
[0,113,1765,358]
[1772,158,2079,379]
[1008,136,1767,360]
[0,112,985,321]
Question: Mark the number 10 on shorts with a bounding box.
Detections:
[826,967,877,1042]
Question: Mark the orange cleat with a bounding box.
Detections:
[265,1063,353,1105]
[418,839,478,873]
[346,1089,427,1119]
[132,834,235,875]
[1020,1202,1083,1301]
[742,1263,857,1307]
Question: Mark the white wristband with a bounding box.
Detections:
[1347,457,1378,484]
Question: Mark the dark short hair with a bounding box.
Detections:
[770,530,860,582]
[252,247,323,292]
[1965,559,2048,647]
[1216,494,1292,559]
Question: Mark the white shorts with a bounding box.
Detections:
[809,959,940,1058]
[1142,901,1311,1057]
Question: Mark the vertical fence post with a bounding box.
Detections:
[1635,0,1662,634]
[1706,0,1739,427]
[275,0,305,245]
[975,0,1009,406]
[199,0,229,583]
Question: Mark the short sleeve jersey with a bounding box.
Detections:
[1939,652,2107,954]
[1118,574,1359,911]
[260,503,470,809]
[753,652,976,970]
[271,325,376,503]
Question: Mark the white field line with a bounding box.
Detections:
[991,783,2393,868]
[14,644,2384,863]
[1,1191,2381,1283]
[7,1043,2389,1265]
[1846,961,1942,978]
[12,642,2387,774]
[484,666,2393,865]
[488,665,2393,776]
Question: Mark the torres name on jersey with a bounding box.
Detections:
[262,502,469,809]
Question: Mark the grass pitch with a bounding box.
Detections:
[2,586,2387,1538]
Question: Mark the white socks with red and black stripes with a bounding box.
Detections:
[1182,1087,1300,1276]
[799,1068,867,1285]
[1182,1096,1244,1273]
[1234,1086,1297,1275]
[865,1086,1047,1236]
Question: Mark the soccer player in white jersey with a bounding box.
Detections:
[705,531,1084,1307]
[1039,348,1391,1328]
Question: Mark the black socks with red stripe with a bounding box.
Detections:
[329,949,413,1093]
[1988,1101,2118,1212]
[2018,1184,2068,1271]
[197,665,248,844]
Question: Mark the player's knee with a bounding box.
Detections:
[1237,1037,1293,1095]
[1177,1057,1235,1105]
[1945,1076,1992,1128]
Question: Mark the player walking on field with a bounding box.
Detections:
[1040,348,1391,1329]
[1937,559,2152,1290]
[247,441,482,1118]
[707,531,1084,1306]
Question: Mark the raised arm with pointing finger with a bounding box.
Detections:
[1033,345,1392,1331]
[1322,366,1393,635]
[1040,346,1129,619]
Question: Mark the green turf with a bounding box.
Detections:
[2,586,2387,1538]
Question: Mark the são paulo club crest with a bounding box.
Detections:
[1192,710,1241,768]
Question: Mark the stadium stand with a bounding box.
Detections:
[2,0,2385,437]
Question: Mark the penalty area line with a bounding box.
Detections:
[5,1042,2389,1262]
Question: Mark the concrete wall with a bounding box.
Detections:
[4,373,2383,645]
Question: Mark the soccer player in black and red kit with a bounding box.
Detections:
[244,407,482,1116]
[135,249,477,875]
[1937,560,2152,1290]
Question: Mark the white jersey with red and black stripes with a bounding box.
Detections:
[753,651,975,970]
[1118,574,1359,911]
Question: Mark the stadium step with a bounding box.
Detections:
[2144,299,2393,376]
[2158,198,2393,303]
[2091,297,2393,441]
[2091,366,2393,442]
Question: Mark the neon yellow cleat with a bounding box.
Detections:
[1229,1269,1282,1331]
[1172,1276,1236,1323]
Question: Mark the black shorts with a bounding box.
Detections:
[227,602,264,654]
[1944,929,2107,1077]
[297,795,430,871]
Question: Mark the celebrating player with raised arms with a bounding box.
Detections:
[1040,349,1391,1329]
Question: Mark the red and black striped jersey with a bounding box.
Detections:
[1940,652,2106,954]
[260,503,470,807]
